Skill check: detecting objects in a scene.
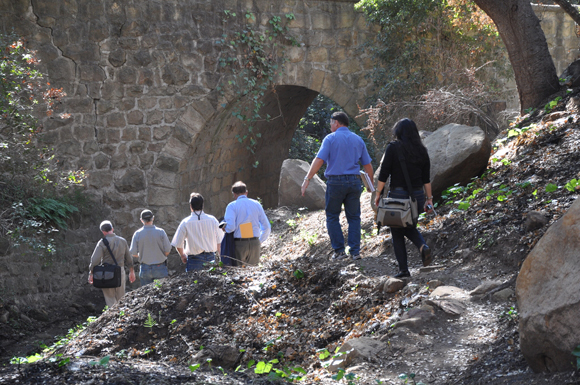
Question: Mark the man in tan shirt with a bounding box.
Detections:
[88,220,136,307]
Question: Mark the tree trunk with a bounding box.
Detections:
[474,0,560,112]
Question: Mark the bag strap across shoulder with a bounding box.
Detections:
[393,142,415,197]
[102,237,119,266]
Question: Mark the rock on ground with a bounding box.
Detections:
[516,198,580,372]
[424,123,491,199]
[278,159,325,209]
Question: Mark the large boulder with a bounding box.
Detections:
[424,124,491,199]
[371,124,490,209]
[278,159,326,210]
[516,199,580,372]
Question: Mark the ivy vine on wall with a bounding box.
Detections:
[216,10,299,167]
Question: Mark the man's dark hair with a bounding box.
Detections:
[190,192,204,211]
[331,111,349,127]
[231,181,247,195]
[100,220,113,232]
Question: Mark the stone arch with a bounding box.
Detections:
[0,0,378,233]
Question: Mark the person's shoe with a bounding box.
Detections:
[331,251,347,260]
[421,244,433,267]
[351,253,361,261]
[394,270,411,278]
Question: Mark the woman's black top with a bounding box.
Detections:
[377,142,430,190]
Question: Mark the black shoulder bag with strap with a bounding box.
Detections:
[376,142,419,229]
[92,237,122,288]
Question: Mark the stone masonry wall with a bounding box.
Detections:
[0,0,376,306]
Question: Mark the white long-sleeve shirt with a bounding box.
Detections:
[171,211,224,255]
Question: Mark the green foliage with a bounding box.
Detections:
[572,345,580,369]
[89,356,110,367]
[293,269,304,279]
[26,197,79,229]
[354,0,509,103]
[217,12,298,157]
[544,96,562,113]
[144,313,157,328]
[565,179,580,192]
[545,183,558,193]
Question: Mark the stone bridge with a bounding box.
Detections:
[1,0,377,233]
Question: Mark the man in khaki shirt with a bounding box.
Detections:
[88,220,136,307]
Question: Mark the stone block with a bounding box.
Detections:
[164,110,179,124]
[150,169,177,187]
[191,99,216,121]
[73,126,95,142]
[162,64,190,86]
[138,97,158,110]
[321,74,339,96]
[147,187,178,206]
[110,154,128,169]
[126,110,143,125]
[154,125,171,140]
[133,49,153,67]
[118,67,137,84]
[108,48,126,67]
[115,169,147,193]
[47,57,75,81]
[121,127,138,141]
[337,31,352,46]
[311,12,332,30]
[139,152,155,168]
[287,46,305,63]
[93,153,110,169]
[163,136,190,159]
[339,59,360,75]
[138,127,152,141]
[88,170,113,188]
[147,110,164,125]
[105,113,125,128]
[102,81,124,100]
[155,154,180,173]
[83,141,99,155]
[178,106,205,136]
[80,63,106,82]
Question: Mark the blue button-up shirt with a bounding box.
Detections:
[224,195,271,243]
[316,126,372,177]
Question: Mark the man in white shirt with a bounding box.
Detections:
[171,193,224,271]
[224,181,271,266]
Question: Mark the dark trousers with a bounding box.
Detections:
[325,175,362,255]
[389,188,426,272]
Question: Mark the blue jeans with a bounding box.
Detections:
[389,188,427,272]
[325,175,362,255]
[186,252,216,272]
[139,263,168,286]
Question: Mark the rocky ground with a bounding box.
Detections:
[2,93,580,384]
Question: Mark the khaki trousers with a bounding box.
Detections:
[234,238,261,266]
[101,266,126,308]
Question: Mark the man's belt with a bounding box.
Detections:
[142,261,167,266]
[187,252,215,258]
[234,237,258,241]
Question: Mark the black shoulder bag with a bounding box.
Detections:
[376,143,419,229]
[92,238,122,288]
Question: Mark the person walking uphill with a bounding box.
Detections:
[374,118,433,278]
[88,220,136,307]
[172,193,224,272]
[224,181,271,266]
[301,111,374,261]
[130,209,171,286]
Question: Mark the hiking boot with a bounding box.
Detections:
[421,244,433,267]
[331,251,346,261]
[394,270,411,278]
[351,253,361,261]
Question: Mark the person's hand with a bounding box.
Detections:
[88,273,93,285]
[374,194,381,208]
[424,199,434,214]
[180,253,187,264]
[301,179,309,196]
[128,269,136,283]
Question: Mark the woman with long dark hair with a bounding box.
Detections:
[374,118,433,278]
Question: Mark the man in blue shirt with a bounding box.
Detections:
[301,111,374,261]
[224,181,271,266]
